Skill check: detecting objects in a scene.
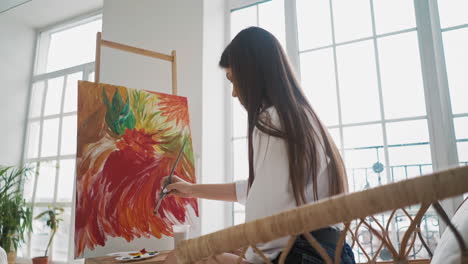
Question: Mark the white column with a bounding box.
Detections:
[201,0,229,234]
[284,0,301,80]
[414,0,461,219]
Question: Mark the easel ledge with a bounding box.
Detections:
[84,251,170,264]
[94,32,178,95]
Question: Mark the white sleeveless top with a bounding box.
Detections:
[234,107,334,263]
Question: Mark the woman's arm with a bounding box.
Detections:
[164,175,238,202]
[192,183,237,201]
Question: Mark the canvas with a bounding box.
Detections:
[75,81,198,258]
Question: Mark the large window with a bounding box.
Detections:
[22,15,101,263]
[296,1,433,261]
[229,0,465,261]
[297,0,430,191]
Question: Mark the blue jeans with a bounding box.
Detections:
[272,233,355,264]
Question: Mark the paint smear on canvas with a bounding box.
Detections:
[75,81,198,258]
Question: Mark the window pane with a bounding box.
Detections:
[17,242,28,258]
[336,41,381,124]
[345,148,387,191]
[63,72,82,113]
[231,6,257,39]
[233,99,247,138]
[386,120,429,145]
[233,138,248,181]
[43,76,64,116]
[88,72,95,82]
[46,19,102,72]
[29,81,45,118]
[296,0,332,50]
[458,142,468,163]
[328,128,341,148]
[343,124,383,149]
[332,0,372,43]
[343,124,386,191]
[345,148,382,169]
[41,118,60,157]
[31,207,49,257]
[61,115,77,155]
[443,27,468,114]
[373,0,416,34]
[388,144,432,166]
[52,207,71,262]
[36,161,57,203]
[437,0,468,29]
[300,49,338,126]
[23,162,37,202]
[259,0,286,47]
[454,117,468,140]
[26,121,41,159]
[57,159,75,203]
[379,32,426,119]
[385,118,432,180]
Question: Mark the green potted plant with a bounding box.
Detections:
[32,206,64,264]
[0,166,33,264]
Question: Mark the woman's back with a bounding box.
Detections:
[236,107,334,262]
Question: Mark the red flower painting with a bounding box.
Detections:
[75,81,198,258]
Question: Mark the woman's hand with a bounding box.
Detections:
[162,175,194,198]
[160,179,237,202]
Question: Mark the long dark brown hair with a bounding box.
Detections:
[220,27,348,205]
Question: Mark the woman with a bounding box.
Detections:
[164,27,355,264]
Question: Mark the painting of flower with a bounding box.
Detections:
[75,81,198,258]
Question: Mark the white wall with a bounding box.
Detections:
[100,0,204,151]
[0,15,36,166]
[100,0,229,254]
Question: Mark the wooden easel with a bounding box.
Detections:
[82,32,177,264]
[94,32,178,95]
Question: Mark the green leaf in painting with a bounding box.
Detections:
[103,88,136,135]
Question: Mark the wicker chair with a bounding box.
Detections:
[174,166,468,264]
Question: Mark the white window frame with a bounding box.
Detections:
[21,12,101,264]
[225,0,464,233]
[229,0,271,11]
[34,10,102,75]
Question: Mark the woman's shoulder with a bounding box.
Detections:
[264,106,279,118]
[258,106,281,129]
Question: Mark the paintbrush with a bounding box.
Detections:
[154,139,187,215]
